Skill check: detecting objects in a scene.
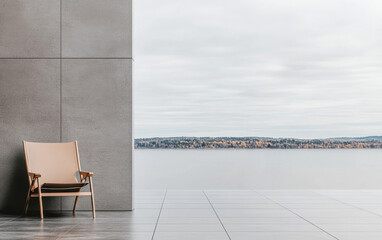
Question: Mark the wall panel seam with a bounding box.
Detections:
[60,0,63,211]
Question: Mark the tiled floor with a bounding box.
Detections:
[3,190,382,239]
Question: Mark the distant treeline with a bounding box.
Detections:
[135,137,382,149]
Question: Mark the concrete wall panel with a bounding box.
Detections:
[61,59,133,210]
[0,0,60,58]
[0,59,61,212]
[62,0,132,58]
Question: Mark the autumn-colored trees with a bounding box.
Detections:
[135,137,382,149]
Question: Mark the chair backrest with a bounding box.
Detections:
[23,141,81,186]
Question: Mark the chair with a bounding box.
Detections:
[23,141,95,219]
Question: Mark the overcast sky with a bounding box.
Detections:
[134,0,382,139]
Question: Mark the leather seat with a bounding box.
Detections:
[40,183,88,192]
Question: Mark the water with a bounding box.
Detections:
[135,149,382,189]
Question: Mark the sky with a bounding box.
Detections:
[134,0,382,139]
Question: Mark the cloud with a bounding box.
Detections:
[134,0,382,138]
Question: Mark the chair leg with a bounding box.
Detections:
[37,178,43,219]
[89,177,96,218]
[25,179,35,215]
[24,192,31,215]
[73,196,79,215]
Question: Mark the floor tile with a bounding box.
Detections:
[360,208,382,216]
[225,223,320,232]
[213,203,282,209]
[216,209,296,218]
[162,203,212,209]
[282,203,353,209]
[134,203,163,209]
[71,223,156,232]
[58,232,153,240]
[0,221,75,233]
[135,199,164,204]
[160,209,216,218]
[332,232,382,240]
[164,199,209,204]
[221,217,307,224]
[306,217,382,224]
[317,223,382,232]
[89,217,158,224]
[209,199,274,204]
[153,232,230,240]
[156,224,225,232]
[165,196,207,200]
[293,209,378,218]
[0,218,17,226]
[135,190,166,196]
[159,218,220,224]
[0,231,59,239]
[94,209,161,218]
[166,190,204,195]
[229,231,336,240]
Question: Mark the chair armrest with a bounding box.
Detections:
[80,171,94,178]
[28,172,41,178]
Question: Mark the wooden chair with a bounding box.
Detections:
[23,141,95,219]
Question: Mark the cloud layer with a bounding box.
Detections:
[134,0,382,138]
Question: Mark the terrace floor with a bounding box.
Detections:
[2,190,382,239]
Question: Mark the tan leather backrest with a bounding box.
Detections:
[23,141,80,186]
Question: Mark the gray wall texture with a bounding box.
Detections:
[0,0,133,212]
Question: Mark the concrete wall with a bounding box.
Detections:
[0,0,133,212]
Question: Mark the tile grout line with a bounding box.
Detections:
[151,189,167,240]
[314,190,382,218]
[203,190,232,240]
[55,223,79,240]
[253,190,340,240]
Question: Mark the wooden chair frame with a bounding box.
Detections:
[23,141,95,219]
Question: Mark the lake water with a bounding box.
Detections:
[135,149,382,189]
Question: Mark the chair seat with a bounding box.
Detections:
[39,183,88,192]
